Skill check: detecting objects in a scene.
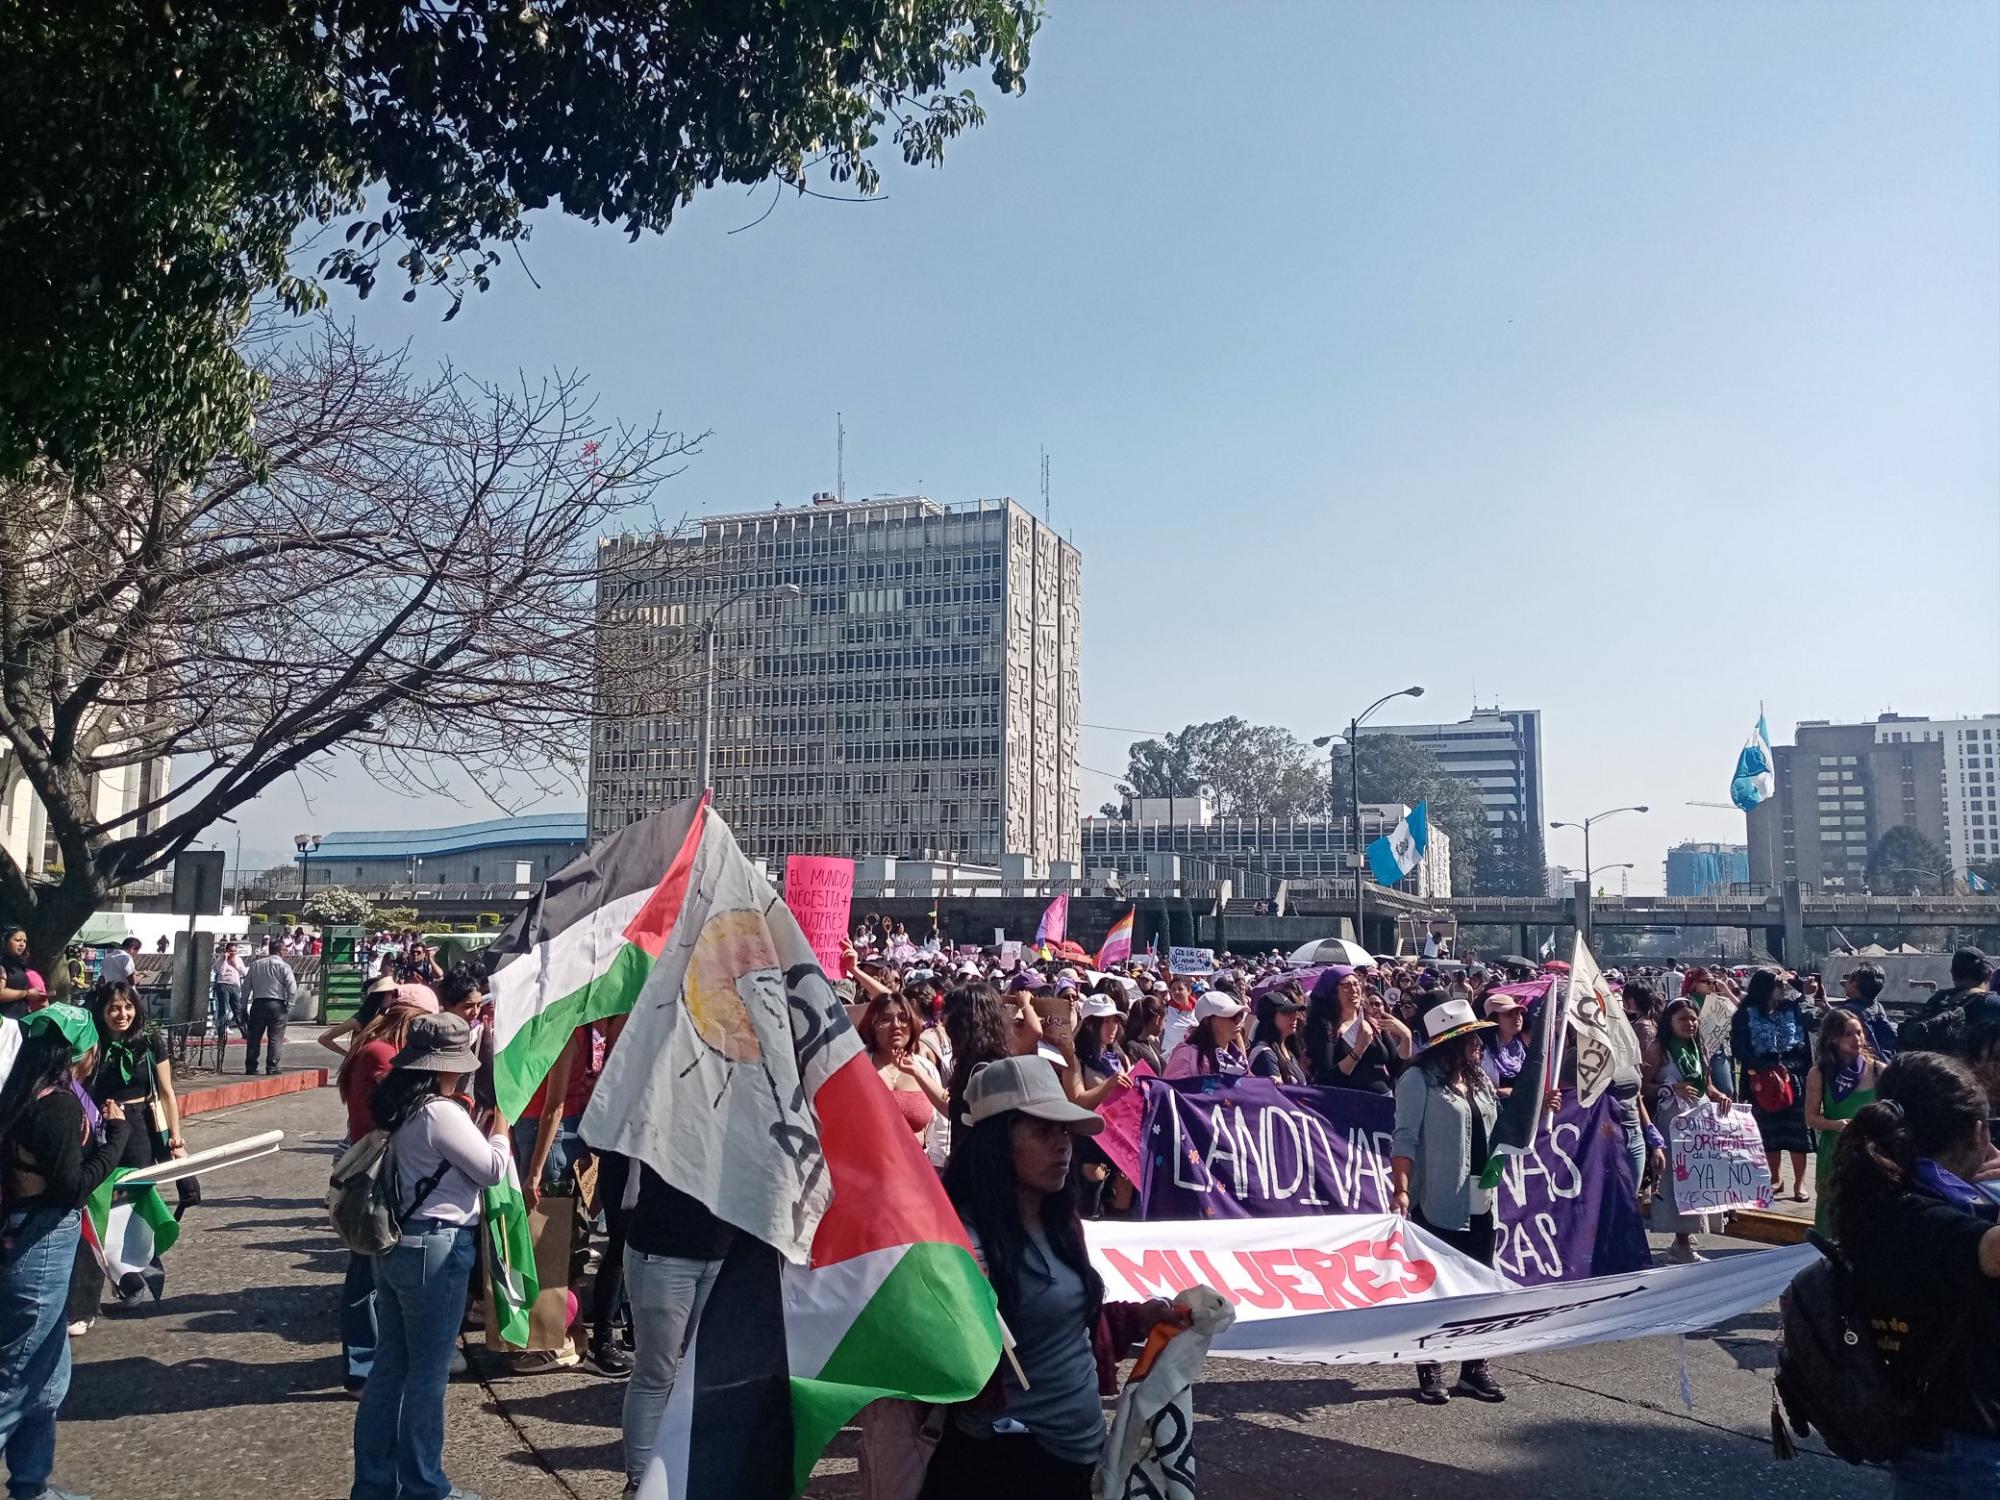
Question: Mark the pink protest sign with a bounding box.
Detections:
[784,855,854,978]
[1095,1062,1158,1185]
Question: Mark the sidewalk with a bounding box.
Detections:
[56,1085,1876,1500]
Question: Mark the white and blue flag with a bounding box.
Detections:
[1367,801,1429,887]
[1971,869,1992,894]
[1730,712,1775,812]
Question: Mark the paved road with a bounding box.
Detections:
[57,1087,1888,1500]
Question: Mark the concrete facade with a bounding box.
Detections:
[1746,716,1949,890]
[1080,798,1452,897]
[589,494,1080,869]
[1665,841,1750,897]
[1342,708,1543,830]
[301,813,588,887]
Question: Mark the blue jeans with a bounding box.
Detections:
[622,1248,722,1486]
[0,1207,82,1500]
[342,1251,378,1381]
[510,1114,583,1195]
[1892,1430,2000,1497]
[352,1219,476,1500]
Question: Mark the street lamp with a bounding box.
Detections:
[698,582,802,792]
[1312,684,1425,948]
[294,832,323,906]
[1548,805,1648,895]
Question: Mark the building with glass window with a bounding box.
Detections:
[1744,715,1953,890]
[589,494,1081,869]
[1664,841,1751,897]
[1338,708,1544,831]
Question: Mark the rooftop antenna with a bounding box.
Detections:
[1040,445,1050,524]
[837,413,846,502]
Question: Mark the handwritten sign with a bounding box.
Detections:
[1168,946,1215,975]
[783,856,854,978]
[999,940,1022,970]
[1697,994,1736,1066]
[1669,1101,1773,1214]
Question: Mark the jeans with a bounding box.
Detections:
[211,982,242,1038]
[0,1207,83,1500]
[342,1251,378,1382]
[352,1218,476,1500]
[1892,1429,2000,1497]
[510,1114,583,1195]
[245,997,288,1073]
[622,1248,722,1486]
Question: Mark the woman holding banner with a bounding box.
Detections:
[1647,998,1735,1263]
[1389,996,1505,1407]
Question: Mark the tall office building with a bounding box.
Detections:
[1868,713,2000,872]
[1745,716,1950,890]
[1341,708,1544,830]
[590,494,1081,869]
[1665,841,1750,897]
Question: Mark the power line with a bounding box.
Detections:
[1082,722,1169,737]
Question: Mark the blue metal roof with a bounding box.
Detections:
[303,812,588,862]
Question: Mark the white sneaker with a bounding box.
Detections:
[448,1347,468,1377]
[67,1320,90,1337]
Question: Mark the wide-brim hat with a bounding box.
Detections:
[390,1012,480,1073]
[962,1055,1103,1135]
[1416,996,1496,1052]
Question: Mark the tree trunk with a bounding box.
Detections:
[9,872,108,1003]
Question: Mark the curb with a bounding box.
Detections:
[180,1068,328,1117]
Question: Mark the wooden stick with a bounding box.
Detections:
[996,1312,1030,1390]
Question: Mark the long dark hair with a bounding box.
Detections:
[1829,1053,1989,1245]
[941,1107,1102,1328]
[1420,1029,1493,1097]
[942,983,1009,1124]
[0,1030,75,1145]
[1251,1000,1300,1065]
[370,1068,444,1133]
[1814,1006,1870,1077]
[0,926,28,982]
[1744,968,1783,1013]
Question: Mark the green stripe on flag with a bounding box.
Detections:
[787,1242,1002,1495]
[87,1168,180,1272]
[493,941,654,1122]
[482,1165,540,1348]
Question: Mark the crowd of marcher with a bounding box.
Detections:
[5,911,1998,1499]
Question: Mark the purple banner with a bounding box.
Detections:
[1136,1077,1649,1286]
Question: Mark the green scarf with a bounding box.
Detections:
[1665,1033,1704,1089]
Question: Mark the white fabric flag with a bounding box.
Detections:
[1564,937,1642,1107]
[1096,1288,1236,1500]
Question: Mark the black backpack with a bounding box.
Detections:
[1772,1232,1955,1465]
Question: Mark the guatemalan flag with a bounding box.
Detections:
[1366,801,1429,887]
[1731,712,1776,812]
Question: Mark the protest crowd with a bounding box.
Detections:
[2,826,1998,1500]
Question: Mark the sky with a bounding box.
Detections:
[222,1,2000,890]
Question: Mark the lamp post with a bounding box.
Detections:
[698,582,802,793]
[1313,684,1425,950]
[1549,805,1649,896]
[294,832,322,907]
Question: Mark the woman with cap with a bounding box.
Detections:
[922,1058,1178,1499]
[0,1008,127,1500]
[1390,995,1505,1406]
[1248,992,1309,1086]
[1825,1052,2000,1494]
[319,970,406,1059]
[332,986,437,1394]
[1645,997,1735,1263]
[1163,992,1249,1079]
[1071,994,1137,1108]
[351,1012,510,1500]
[1306,970,1413,1095]
[1479,992,1529,1096]
[1731,968,1815,1203]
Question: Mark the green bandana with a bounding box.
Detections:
[23,1003,99,1061]
[1666,1033,1704,1090]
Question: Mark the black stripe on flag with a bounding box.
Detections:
[685,1235,793,1500]
[484,793,706,972]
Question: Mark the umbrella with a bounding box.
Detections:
[1496,954,1536,969]
[1251,964,1334,999]
[1052,939,1092,964]
[1541,959,1571,973]
[1286,938,1376,968]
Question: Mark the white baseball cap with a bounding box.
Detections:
[1076,994,1120,1021]
[962,1056,1104,1134]
[1192,992,1245,1023]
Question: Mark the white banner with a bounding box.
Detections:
[1087,1213,1813,1366]
[1565,938,1642,1107]
[1670,1101,1774,1214]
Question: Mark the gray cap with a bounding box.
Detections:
[961,1056,1104,1135]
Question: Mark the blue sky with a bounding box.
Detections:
[228,1,2000,890]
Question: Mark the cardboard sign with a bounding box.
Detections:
[1670,1101,1773,1214]
[1168,946,1215,975]
[783,855,854,977]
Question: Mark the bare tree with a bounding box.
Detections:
[0,320,700,968]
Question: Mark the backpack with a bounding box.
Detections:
[327,1114,450,1257]
[1772,1233,1955,1464]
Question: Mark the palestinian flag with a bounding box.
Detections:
[84,1168,180,1288]
[486,791,709,1123]
[481,1156,539,1348]
[570,808,1001,1500]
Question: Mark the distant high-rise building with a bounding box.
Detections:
[1745,715,1953,890]
[1866,713,2000,873]
[1341,708,1544,832]
[590,494,1080,869]
[1665,841,1750,897]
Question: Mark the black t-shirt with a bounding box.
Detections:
[1845,1188,2000,1438]
[91,1031,168,1107]
[598,1151,737,1261]
[1327,1032,1399,1094]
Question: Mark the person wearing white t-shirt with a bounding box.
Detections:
[99,937,141,987]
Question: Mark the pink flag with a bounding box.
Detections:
[1034,893,1068,947]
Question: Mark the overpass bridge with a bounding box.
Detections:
[210,873,1999,967]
